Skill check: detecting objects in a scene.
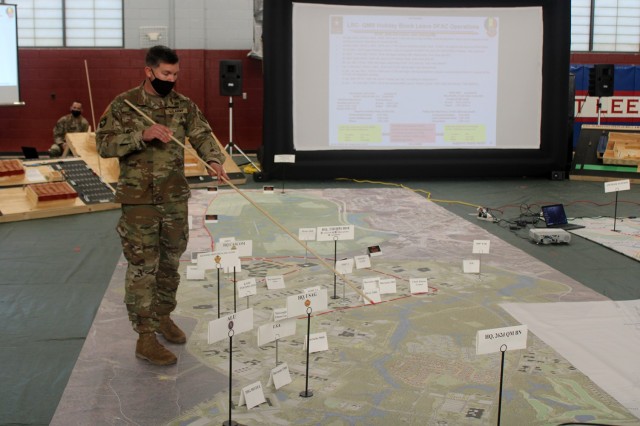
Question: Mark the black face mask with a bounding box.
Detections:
[71,110,81,118]
[150,69,175,97]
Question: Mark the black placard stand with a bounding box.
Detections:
[612,191,620,232]
[275,334,281,366]
[223,327,238,426]
[299,307,314,398]
[497,344,507,426]
[217,267,221,318]
[280,162,287,194]
[233,267,237,313]
[331,237,340,299]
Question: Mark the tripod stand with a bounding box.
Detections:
[224,96,261,172]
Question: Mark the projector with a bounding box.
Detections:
[529,228,571,244]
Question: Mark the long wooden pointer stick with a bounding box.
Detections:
[123,99,372,304]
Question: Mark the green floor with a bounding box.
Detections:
[1,176,639,425]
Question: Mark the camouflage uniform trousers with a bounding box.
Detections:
[117,201,189,334]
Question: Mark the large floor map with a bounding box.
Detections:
[52,188,637,425]
[571,216,640,261]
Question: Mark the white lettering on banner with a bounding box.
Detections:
[575,96,640,119]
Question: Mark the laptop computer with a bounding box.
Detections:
[541,204,585,230]
[21,146,39,159]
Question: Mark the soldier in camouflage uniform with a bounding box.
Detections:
[96,45,228,366]
[50,101,89,157]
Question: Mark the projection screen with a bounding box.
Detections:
[0,3,21,106]
[261,0,570,180]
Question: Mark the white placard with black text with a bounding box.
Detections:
[208,308,254,344]
[604,179,631,193]
[476,325,528,355]
[238,381,266,410]
[287,288,328,318]
[317,225,355,241]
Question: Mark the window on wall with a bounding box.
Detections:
[570,0,591,51]
[571,0,640,52]
[13,0,123,47]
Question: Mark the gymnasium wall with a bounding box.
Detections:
[571,56,640,147]
[0,50,638,155]
[0,49,263,153]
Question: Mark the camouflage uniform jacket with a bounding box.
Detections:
[96,83,225,205]
[53,114,89,146]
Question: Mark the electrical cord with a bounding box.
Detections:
[334,179,640,234]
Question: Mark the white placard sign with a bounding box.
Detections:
[25,168,46,182]
[237,278,257,298]
[257,319,296,346]
[472,240,491,254]
[604,179,631,193]
[273,307,288,322]
[362,282,382,305]
[379,277,397,294]
[274,154,296,163]
[463,259,480,274]
[208,308,254,344]
[218,236,235,245]
[191,250,207,264]
[476,325,528,355]
[287,288,328,318]
[268,362,292,390]
[354,255,371,269]
[188,215,193,230]
[409,277,429,294]
[298,227,316,241]
[222,258,242,274]
[317,225,355,241]
[238,381,266,410]
[335,258,354,275]
[304,332,329,353]
[197,251,218,270]
[197,250,238,271]
[218,239,253,257]
[266,275,285,290]
[362,277,380,287]
[186,265,205,280]
[304,286,322,294]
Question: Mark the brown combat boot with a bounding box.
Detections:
[135,332,177,366]
[158,315,187,344]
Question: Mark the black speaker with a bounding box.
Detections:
[588,64,615,97]
[219,60,243,96]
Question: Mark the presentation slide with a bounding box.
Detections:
[0,4,21,105]
[292,3,543,151]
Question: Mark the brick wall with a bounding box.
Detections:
[0,49,263,154]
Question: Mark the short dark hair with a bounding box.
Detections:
[145,45,179,68]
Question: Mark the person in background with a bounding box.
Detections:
[95,45,228,366]
[49,101,89,157]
